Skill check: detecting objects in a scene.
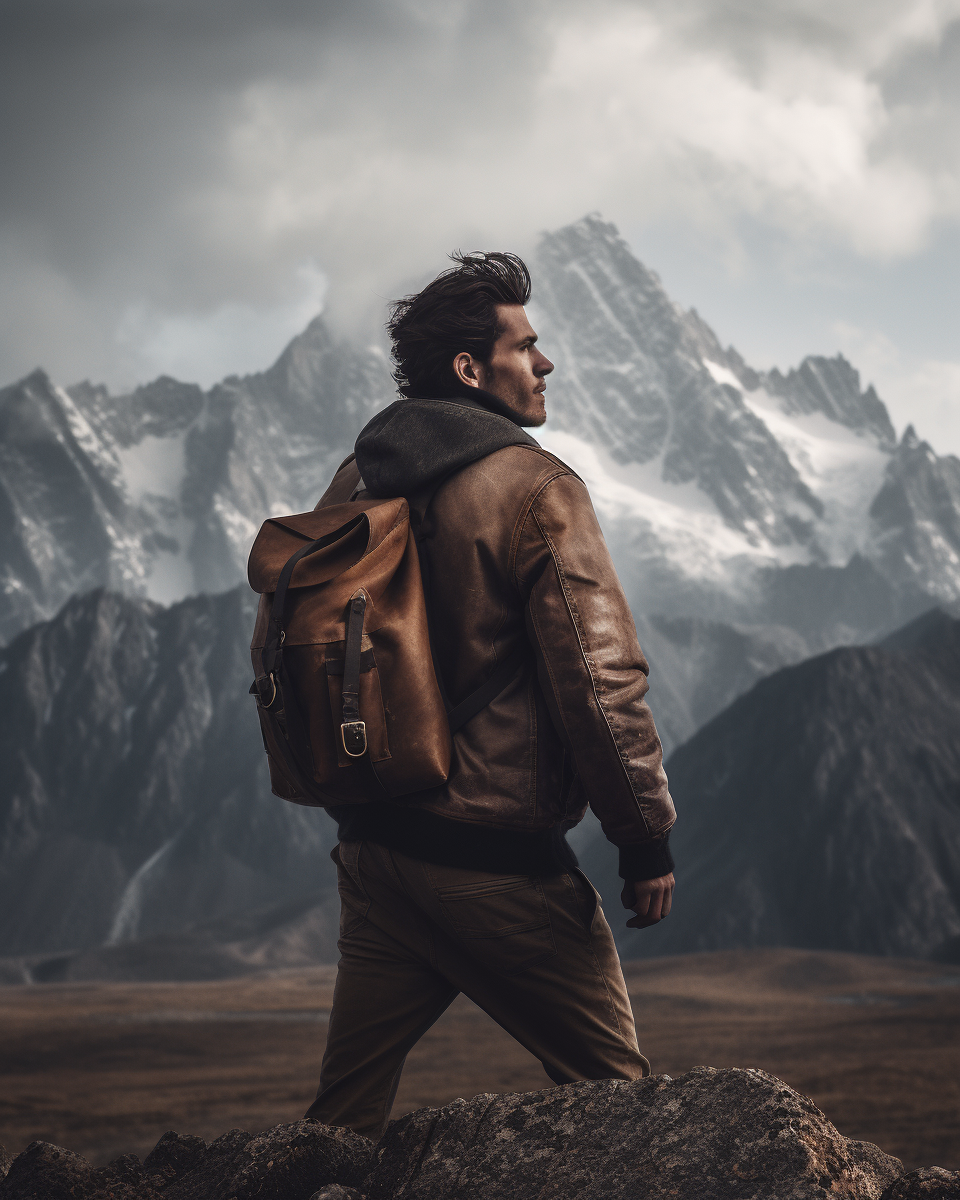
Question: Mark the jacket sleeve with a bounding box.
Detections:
[515,471,675,877]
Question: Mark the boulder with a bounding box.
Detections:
[5,1070,956,1200]
[162,1127,254,1200]
[879,1168,960,1199]
[364,1067,904,1200]
[0,1141,158,1199]
[0,1121,373,1200]
[163,1120,374,1200]
[142,1131,208,1188]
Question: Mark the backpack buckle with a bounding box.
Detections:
[254,672,277,708]
[341,720,367,758]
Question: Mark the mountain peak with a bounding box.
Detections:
[879,605,960,659]
[761,355,896,448]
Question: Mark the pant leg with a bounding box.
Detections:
[305,842,458,1140]
[333,842,648,1095]
[400,852,650,1086]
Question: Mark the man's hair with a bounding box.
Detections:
[387,251,532,398]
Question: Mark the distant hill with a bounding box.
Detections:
[0,586,340,968]
[595,607,960,962]
[4,596,959,978]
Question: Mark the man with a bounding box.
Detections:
[305,251,675,1140]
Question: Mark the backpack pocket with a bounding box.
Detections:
[324,642,391,767]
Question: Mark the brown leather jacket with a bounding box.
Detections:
[318,400,674,877]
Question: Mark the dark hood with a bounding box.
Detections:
[354,391,540,498]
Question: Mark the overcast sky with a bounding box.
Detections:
[2,0,960,451]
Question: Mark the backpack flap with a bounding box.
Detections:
[247,497,403,593]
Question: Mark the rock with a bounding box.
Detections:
[364,1067,904,1200]
[161,1128,254,1199]
[0,1139,159,1199]
[164,1120,373,1200]
[0,1122,373,1200]
[880,1167,960,1198]
[142,1131,207,1186]
[0,1147,11,1180]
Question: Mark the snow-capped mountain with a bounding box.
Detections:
[531,216,957,620]
[2,213,958,654]
[4,213,960,974]
[0,322,389,643]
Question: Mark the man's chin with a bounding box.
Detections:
[523,395,548,427]
[481,386,547,427]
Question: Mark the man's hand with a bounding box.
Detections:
[621,873,674,929]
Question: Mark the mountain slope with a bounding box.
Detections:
[0,319,390,641]
[0,371,159,641]
[532,217,825,547]
[593,607,960,961]
[0,586,339,959]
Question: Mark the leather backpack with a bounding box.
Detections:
[247,495,522,806]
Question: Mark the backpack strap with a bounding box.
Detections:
[340,591,368,758]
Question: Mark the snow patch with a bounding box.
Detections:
[737,387,891,563]
[702,359,744,391]
[536,428,795,589]
[144,545,196,606]
[116,431,187,505]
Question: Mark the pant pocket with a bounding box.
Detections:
[435,875,557,976]
[568,867,602,933]
[335,841,370,937]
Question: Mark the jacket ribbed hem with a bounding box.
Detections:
[328,802,579,877]
[618,835,674,882]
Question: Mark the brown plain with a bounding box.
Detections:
[1,948,957,1172]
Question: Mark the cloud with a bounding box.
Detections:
[1,0,960,389]
[115,261,328,388]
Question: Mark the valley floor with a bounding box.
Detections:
[0,948,957,1172]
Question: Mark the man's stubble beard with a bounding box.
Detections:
[483,376,547,428]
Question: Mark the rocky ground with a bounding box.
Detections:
[2,1068,958,1199]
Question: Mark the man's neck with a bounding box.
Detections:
[439,388,529,427]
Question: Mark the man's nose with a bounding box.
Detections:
[535,351,554,376]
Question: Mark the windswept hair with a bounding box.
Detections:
[387,251,532,399]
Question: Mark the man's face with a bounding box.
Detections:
[463,305,554,427]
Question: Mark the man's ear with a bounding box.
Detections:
[453,351,483,389]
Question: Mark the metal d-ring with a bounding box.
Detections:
[257,672,277,708]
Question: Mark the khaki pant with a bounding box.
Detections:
[305,840,649,1140]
